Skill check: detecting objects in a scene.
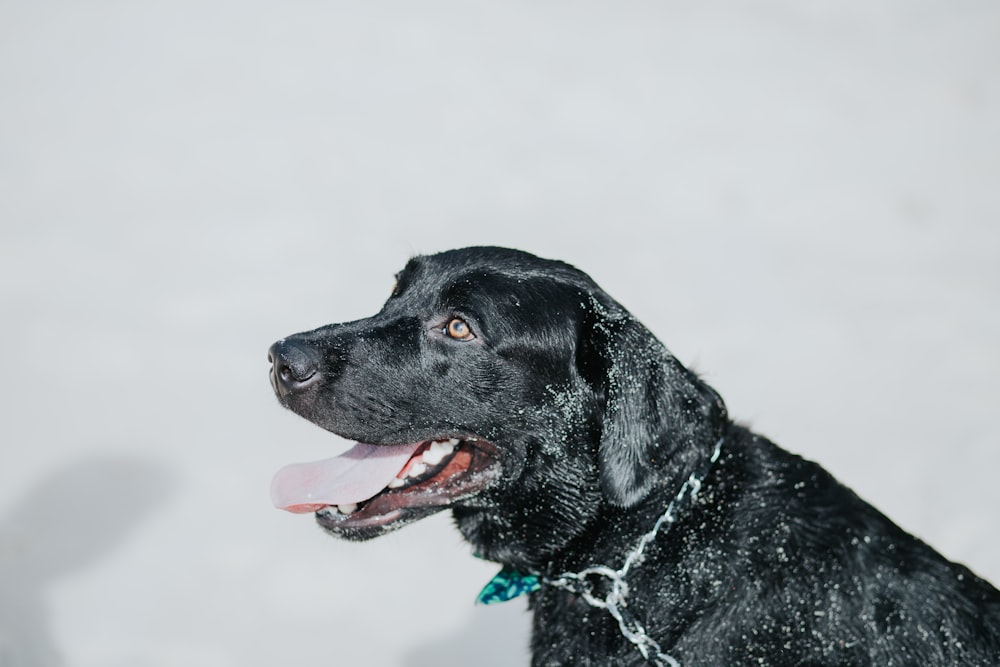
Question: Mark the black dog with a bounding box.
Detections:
[268,246,1000,666]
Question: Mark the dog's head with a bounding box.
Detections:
[269,247,726,567]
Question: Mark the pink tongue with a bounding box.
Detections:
[270,442,422,513]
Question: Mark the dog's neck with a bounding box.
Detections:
[456,420,731,579]
[546,435,724,578]
[474,435,725,612]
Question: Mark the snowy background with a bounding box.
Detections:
[1,1,998,666]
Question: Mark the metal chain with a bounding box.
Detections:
[543,437,724,667]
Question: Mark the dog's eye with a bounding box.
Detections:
[445,318,475,341]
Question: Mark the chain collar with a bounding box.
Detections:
[541,436,724,667]
[475,437,724,665]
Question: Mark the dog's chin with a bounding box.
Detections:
[313,439,503,541]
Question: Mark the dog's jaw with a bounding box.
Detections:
[307,438,503,540]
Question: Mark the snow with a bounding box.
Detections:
[1,1,998,665]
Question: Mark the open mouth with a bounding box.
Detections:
[271,437,500,534]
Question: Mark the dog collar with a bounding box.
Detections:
[476,567,541,604]
[477,436,724,666]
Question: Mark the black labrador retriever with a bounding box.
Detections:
[268,246,1000,666]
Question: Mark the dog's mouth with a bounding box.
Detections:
[271,437,500,535]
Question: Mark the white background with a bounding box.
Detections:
[1,2,998,665]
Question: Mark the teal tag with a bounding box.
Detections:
[476,567,541,604]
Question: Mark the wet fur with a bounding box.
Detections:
[273,246,1000,665]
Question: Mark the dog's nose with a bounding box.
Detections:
[268,339,321,396]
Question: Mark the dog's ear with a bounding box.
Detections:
[577,293,727,507]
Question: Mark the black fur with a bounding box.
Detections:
[269,246,1000,665]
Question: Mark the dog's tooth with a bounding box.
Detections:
[407,461,427,478]
[337,503,357,515]
[387,477,406,489]
[423,442,448,466]
[435,439,457,459]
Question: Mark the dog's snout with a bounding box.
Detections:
[269,339,321,396]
